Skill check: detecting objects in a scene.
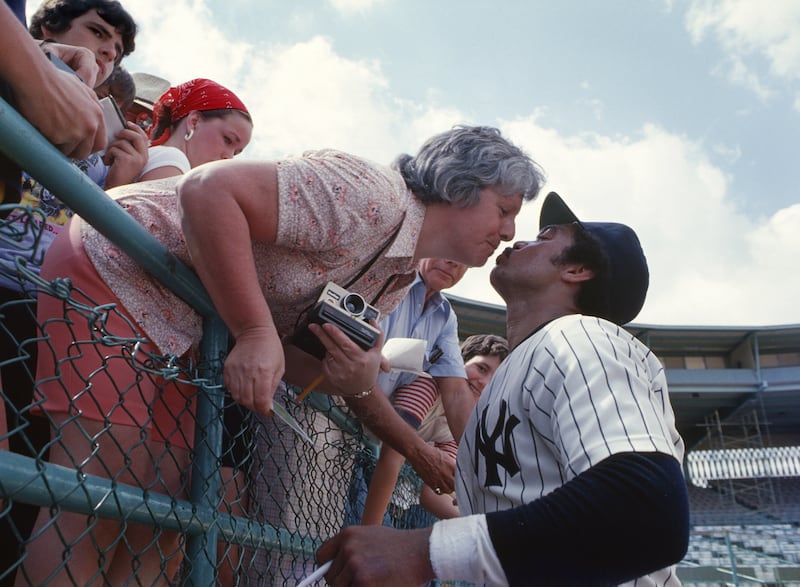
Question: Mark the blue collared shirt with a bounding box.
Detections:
[376,274,466,396]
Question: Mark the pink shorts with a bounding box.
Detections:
[34,219,196,450]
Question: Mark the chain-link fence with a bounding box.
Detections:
[0,96,437,586]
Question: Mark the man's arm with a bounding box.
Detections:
[436,376,475,443]
[318,526,435,587]
[429,305,471,441]
[481,452,689,585]
[0,2,104,158]
[344,385,456,494]
[317,452,689,586]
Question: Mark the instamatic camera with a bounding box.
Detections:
[291,282,381,359]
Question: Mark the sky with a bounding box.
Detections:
[75,0,800,327]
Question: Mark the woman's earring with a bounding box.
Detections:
[184,128,195,141]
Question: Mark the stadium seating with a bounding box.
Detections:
[680,481,800,585]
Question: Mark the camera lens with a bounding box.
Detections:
[342,293,366,316]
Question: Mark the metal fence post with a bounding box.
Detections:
[185,316,228,586]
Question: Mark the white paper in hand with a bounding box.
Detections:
[381,338,432,378]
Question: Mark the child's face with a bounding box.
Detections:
[464,354,503,396]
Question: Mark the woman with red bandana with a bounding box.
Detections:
[137,77,253,181]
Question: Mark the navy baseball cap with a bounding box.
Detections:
[539,192,649,325]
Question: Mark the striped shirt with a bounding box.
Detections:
[455,314,685,586]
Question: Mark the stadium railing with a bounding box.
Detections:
[0,95,425,586]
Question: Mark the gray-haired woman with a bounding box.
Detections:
[27,125,544,585]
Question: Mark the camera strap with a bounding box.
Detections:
[341,218,404,305]
[293,217,405,332]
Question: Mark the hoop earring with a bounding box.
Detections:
[184,128,194,141]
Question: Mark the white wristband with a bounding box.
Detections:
[429,515,508,586]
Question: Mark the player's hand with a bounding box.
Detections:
[224,325,284,415]
[308,321,384,397]
[317,526,434,587]
[103,122,149,188]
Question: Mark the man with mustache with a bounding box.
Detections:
[317,192,690,586]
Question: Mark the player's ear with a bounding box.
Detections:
[561,263,594,284]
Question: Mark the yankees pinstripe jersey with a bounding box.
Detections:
[456,314,685,586]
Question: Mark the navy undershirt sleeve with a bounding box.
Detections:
[484,452,690,587]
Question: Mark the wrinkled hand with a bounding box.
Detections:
[223,326,284,415]
[317,526,434,587]
[408,441,456,494]
[308,322,384,397]
[103,122,149,188]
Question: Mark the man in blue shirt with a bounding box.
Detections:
[376,258,468,415]
[344,258,473,525]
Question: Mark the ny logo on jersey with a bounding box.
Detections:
[474,399,520,487]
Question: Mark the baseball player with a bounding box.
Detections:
[316,192,690,586]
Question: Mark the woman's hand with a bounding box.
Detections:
[224,325,284,415]
[308,322,385,397]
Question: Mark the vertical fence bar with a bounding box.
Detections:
[725,531,740,587]
[185,316,228,587]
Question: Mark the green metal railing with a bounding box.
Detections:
[0,94,430,586]
[0,95,317,585]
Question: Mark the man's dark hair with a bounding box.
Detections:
[553,224,611,319]
[29,0,137,59]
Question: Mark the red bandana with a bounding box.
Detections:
[149,78,249,146]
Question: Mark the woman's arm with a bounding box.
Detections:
[177,158,282,414]
[138,165,184,182]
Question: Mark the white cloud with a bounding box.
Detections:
[449,119,799,326]
[123,0,251,89]
[713,57,774,100]
[711,142,742,165]
[576,97,605,122]
[235,36,468,162]
[125,1,467,163]
[326,0,385,16]
[122,0,800,327]
[686,0,800,93]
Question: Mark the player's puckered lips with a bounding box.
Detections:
[539,192,649,325]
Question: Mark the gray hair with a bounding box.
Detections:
[392,125,545,207]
